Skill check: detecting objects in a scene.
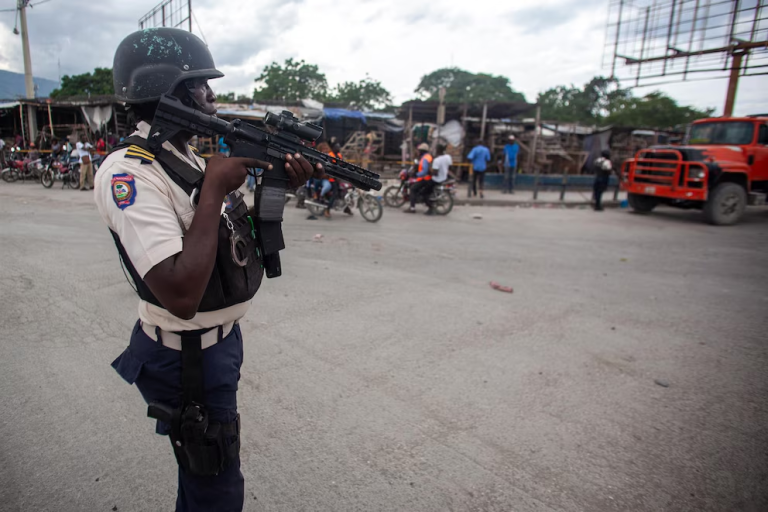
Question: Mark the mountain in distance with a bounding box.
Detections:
[0,69,60,100]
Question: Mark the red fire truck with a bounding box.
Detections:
[621,116,768,225]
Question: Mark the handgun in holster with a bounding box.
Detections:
[147,332,240,476]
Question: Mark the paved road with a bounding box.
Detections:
[1,181,767,512]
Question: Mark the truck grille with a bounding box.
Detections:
[634,151,683,187]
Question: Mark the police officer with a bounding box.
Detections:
[592,148,613,211]
[95,28,319,511]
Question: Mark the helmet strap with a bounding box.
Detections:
[182,86,203,110]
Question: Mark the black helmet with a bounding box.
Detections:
[601,149,611,158]
[113,28,223,104]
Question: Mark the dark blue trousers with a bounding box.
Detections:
[112,321,245,512]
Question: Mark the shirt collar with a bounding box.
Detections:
[133,120,202,172]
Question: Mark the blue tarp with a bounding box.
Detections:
[323,108,367,122]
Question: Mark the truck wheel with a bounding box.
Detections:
[627,193,658,213]
[703,182,747,226]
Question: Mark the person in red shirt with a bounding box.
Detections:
[96,137,106,153]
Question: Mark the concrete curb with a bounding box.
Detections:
[453,198,622,208]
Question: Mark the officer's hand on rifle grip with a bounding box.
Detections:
[206,155,271,195]
[285,153,322,189]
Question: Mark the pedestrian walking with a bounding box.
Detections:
[467,140,491,199]
[592,149,613,211]
[502,135,519,194]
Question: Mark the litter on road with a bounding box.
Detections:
[489,281,514,293]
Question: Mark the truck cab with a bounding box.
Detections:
[621,116,768,225]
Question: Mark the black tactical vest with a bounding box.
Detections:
[108,136,263,313]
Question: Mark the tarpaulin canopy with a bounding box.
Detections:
[216,109,268,120]
[432,120,464,146]
[81,106,113,132]
[323,108,367,122]
[0,101,20,109]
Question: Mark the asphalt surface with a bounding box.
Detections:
[1,181,767,512]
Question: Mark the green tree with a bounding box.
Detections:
[50,67,114,98]
[538,85,585,122]
[537,76,712,129]
[327,76,392,110]
[217,92,252,104]
[538,76,629,123]
[415,67,526,103]
[606,91,714,129]
[253,58,328,102]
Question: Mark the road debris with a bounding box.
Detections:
[654,379,670,388]
[313,234,323,242]
[472,213,483,220]
[489,281,514,293]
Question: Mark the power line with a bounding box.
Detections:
[191,6,207,44]
[0,0,54,14]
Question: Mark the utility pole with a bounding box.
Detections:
[530,105,541,200]
[433,87,445,152]
[723,51,745,118]
[18,0,38,142]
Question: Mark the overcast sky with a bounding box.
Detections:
[0,0,765,115]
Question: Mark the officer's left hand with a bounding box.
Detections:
[285,153,322,188]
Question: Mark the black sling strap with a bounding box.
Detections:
[116,135,204,196]
[179,330,208,405]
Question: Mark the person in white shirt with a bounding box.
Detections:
[76,135,94,191]
[593,148,613,211]
[424,144,453,215]
[432,145,453,184]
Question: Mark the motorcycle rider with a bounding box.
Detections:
[318,142,351,218]
[51,138,63,161]
[405,143,433,213]
[425,144,453,215]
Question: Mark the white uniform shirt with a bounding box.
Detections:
[432,154,453,183]
[76,142,93,164]
[94,121,251,332]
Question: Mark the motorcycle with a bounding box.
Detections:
[1,148,24,183]
[41,155,80,189]
[1,148,46,183]
[300,182,383,222]
[382,169,456,215]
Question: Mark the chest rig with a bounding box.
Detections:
[109,136,263,312]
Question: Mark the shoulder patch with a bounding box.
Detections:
[124,145,155,164]
[111,174,137,210]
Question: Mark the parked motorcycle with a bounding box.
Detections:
[41,156,80,189]
[1,148,45,183]
[302,182,383,222]
[383,169,455,215]
[1,148,25,183]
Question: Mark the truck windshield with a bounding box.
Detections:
[688,122,754,145]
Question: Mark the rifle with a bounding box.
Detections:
[146,94,382,279]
